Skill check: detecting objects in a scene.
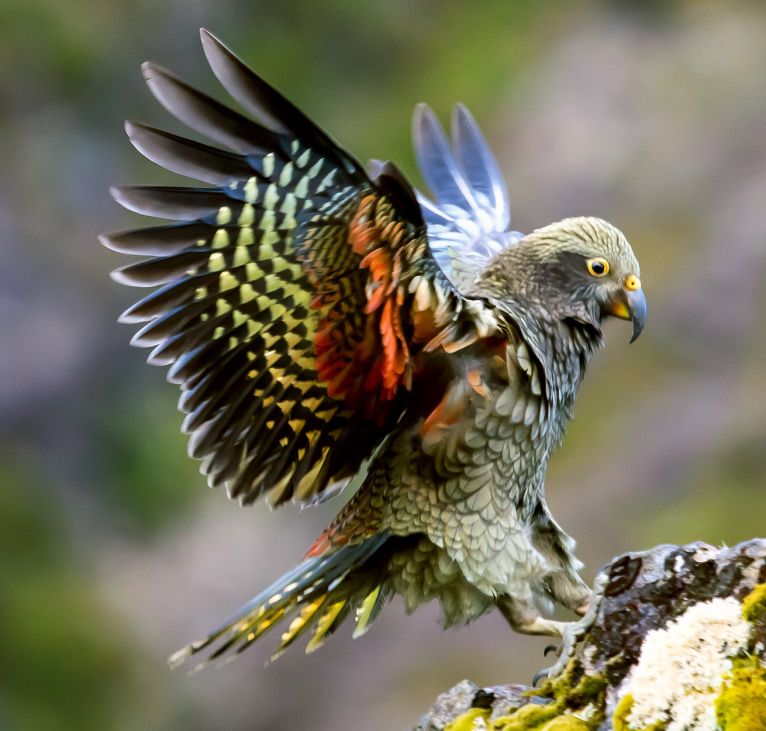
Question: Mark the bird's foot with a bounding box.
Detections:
[532,619,587,686]
[532,576,606,686]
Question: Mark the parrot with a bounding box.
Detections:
[101,29,646,671]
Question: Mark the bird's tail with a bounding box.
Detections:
[169,534,391,669]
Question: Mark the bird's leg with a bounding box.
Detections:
[531,574,607,685]
[496,596,571,639]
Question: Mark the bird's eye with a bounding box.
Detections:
[587,258,609,277]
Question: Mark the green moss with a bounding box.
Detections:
[564,672,607,708]
[715,656,766,730]
[490,707,590,731]
[454,660,608,731]
[612,694,634,731]
[539,718,590,731]
[490,703,560,730]
[742,582,766,624]
[441,660,608,730]
[444,707,490,731]
[611,693,668,731]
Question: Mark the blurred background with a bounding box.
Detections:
[2,0,766,728]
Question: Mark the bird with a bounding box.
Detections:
[101,29,646,671]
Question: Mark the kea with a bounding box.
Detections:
[102,30,646,672]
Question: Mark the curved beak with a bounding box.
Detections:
[605,276,647,343]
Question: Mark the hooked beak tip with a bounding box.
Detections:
[627,288,647,343]
[605,285,647,342]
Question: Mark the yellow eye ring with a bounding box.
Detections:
[587,258,610,277]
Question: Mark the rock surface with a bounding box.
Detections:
[416,539,766,731]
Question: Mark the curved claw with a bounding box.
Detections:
[543,643,559,657]
[532,574,607,685]
[532,667,550,687]
[533,622,581,684]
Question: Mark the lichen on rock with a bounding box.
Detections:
[614,597,751,731]
[417,540,766,731]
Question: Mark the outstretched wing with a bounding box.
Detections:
[103,30,499,508]
[413,104,522,293]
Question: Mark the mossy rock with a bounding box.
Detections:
[715,657,766,731]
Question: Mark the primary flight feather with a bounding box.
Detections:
[102,30,646,668]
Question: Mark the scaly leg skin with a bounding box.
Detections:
[530,574,607,686]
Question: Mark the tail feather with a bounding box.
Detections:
[352,584,386,638]
[168,535,389,670]
[304,599,352,654]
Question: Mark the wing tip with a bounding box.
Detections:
[451,102,474,131]
[117,310,144,325]
[123,119,145,143]
[199,27,217,46]
[412,102,436,132]
[139,60,155,80]
[108,266,133,285]
[99,231,122,252]
[199,26,231,65]
[109,185,136,212]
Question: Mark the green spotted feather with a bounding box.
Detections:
[104,30,485,508]
[104,33,385,506]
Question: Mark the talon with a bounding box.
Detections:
[532,668,549,687]
[533,618,589,681]
[543,643,558,657]
[532,574,607,684]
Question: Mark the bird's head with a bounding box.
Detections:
[480,216,646,342]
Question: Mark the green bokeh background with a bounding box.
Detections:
[2,1,766,729]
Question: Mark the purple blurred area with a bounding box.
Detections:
[2,2,766,729]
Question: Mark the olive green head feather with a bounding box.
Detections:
[478,216,646,342]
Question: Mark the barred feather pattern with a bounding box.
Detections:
[104,31,497,507]
[168,534,393,669]
[111,143,368,505]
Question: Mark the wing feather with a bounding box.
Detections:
[109,186,226,220]
[413,104,521,292]
[141,61,280,154]
[451,103,509,230]
[105,31,498,507]
[125,121,254,183]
